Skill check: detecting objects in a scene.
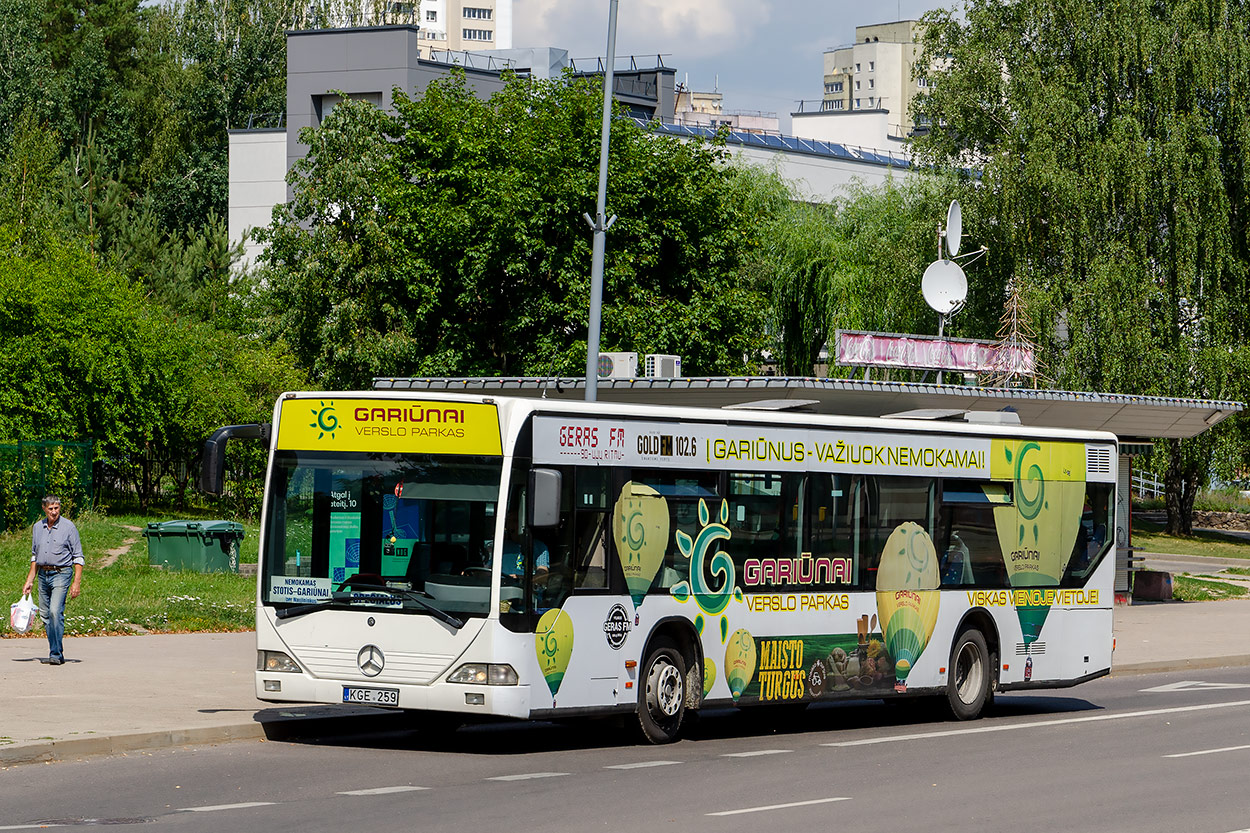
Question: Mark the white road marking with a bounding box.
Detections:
[721,749,792,758]
[821,700,1250,747]
[178,802,277,812]
[1141,680,1250,692]
[1164,744,1250,759]
[338,786,430,795]
[707,797,852,817]
[604,760,683,769]
[487,772,568,781]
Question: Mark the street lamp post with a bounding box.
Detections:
[582,0,620,402]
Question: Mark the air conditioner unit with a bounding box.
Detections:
[645,354,682,378]
[598,352,638,379]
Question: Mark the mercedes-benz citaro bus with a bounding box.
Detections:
[202,391,1116,743]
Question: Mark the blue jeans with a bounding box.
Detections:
[36,568,72,662]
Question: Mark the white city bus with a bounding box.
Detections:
[211,391,1116,743]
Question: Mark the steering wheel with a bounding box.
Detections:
[463,566,492,578]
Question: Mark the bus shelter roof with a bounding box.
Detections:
[372,376,1242,443]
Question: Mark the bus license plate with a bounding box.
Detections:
[343,686,399,707]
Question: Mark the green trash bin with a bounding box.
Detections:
[143,520,244,573]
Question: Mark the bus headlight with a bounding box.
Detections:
[257,650,301,673]
[448,663,518,685]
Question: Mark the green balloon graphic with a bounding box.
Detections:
[535,608,574,697]
[613,483,671,606]
[724,628,757,701]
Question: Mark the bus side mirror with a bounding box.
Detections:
[528,468,562,528]
[201,423,272,495]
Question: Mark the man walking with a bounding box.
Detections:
[21,496,83,665]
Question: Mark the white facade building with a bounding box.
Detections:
[795,20,928,152]
[418,0,513,57]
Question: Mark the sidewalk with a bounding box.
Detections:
[3,596,1249,767]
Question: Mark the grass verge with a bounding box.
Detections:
[1132,518,1250,560]
[2,510,256,637]
[1172,574,1250,601]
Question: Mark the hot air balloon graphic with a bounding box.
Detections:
[703,657,717,697]
[875,522,940,691]
[991,441,1085,646]
[724,628,757,701]
[535,608,574,698]
[613,482,671,607]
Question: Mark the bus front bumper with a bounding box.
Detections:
[256,672,533,718]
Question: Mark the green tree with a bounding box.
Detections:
[0,228,303,509]
[755,172,971,376]
[913,0,1250,534]
[257,72,770,387]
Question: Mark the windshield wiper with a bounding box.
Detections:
[274,597,345,620]
[334,579,465,630]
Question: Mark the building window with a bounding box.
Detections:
[463,6,493,19]
[869,79,874,89]
[868,97,874,106]
[833,81,843,92]
[855,98,860,109]
[869,61,875,71]
[831,100,844,110]
[855,80,861,90]
[463,28,492,40]
[855,62,861,72]
[425,9,435,20]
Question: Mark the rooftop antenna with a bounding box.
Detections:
[922,200,969,384]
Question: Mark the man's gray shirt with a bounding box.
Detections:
[31,518,84,568]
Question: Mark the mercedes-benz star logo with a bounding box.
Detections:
[357,644,385,677]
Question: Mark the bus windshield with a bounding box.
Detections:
[262,450,502,617]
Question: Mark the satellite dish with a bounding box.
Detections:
[946,200,962,258]
[921,259,968,315]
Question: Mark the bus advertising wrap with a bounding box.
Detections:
[277,398,502,455]
[533,416,995,477]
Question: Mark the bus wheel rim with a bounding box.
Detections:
[649,661,683,718]
[954,641,984,704]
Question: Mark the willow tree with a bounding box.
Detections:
[760,173,971,377]
[913,0,1250,534]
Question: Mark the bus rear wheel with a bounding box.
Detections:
[637,639,686,744]
[946,628,991,721]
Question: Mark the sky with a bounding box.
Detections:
[514,0,950,132]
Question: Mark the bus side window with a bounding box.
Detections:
[808,474,860,589]
[622,470,720,596]
[937,481,1012,588]
[866,476,936,591]
[571,467,615,591]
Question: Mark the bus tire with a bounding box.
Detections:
[637,638,687,744]
[946,628,991,721]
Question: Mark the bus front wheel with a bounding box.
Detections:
[946,628,991,720]
[637,638,686,744]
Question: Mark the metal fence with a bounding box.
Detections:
[1132,470,1164,498]
[0,440,94,532]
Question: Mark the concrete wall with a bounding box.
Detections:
[286,26,509,174]
[227,129,287,270]
[791,109,894,148]
[725,144,906,201]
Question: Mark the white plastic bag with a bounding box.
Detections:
[9,593,36,634]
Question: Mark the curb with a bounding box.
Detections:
[1110,654,1250,676]
[0,710,400,768]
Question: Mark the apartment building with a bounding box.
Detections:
[821,20,926,138]
[417,0,513,56]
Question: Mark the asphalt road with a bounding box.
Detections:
[1141,552,1250,576]
[3,668,1249,833]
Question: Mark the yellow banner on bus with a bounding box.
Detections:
[277,399,502,455]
